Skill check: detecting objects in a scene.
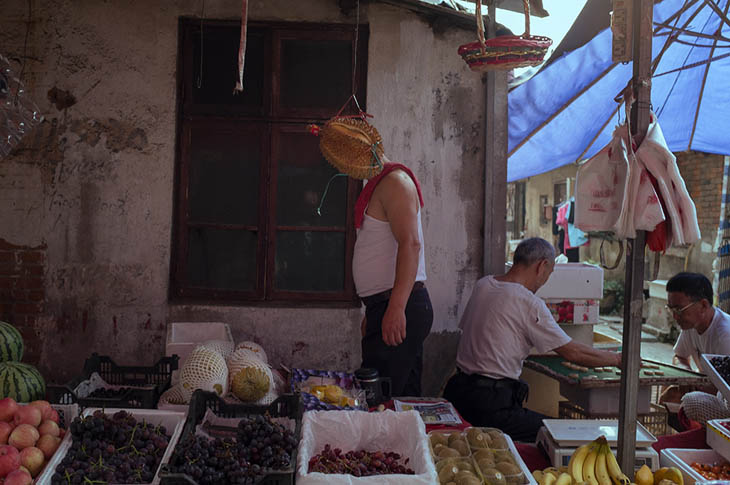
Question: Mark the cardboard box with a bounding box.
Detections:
[536,427,659,471]
[536,263,604,300]
[546,299,600,324]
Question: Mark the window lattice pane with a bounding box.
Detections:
[275,231,345,291]
[189,126,260,225]
[191,28,264,108]
[276,131,347,226]
[280,39,352,111]
[188,228,257,290]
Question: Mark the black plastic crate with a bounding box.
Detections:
[46,353,178,409]
[159,390,302,485]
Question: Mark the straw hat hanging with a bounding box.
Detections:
[311,116,385,180]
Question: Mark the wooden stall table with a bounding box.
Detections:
[523,355,708,436]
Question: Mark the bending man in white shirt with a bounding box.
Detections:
[443,237,621,442]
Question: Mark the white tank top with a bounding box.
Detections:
[352,210,427,297]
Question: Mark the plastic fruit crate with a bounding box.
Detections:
[46,353,179,409]
[558,401,668,437]
[158,390,302,485]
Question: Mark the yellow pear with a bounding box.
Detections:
[635,465,653,485]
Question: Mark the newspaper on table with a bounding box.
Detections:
[393,399,462,425]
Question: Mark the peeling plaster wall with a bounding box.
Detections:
[0,0,483,394]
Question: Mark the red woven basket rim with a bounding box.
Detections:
[458,35,552,55]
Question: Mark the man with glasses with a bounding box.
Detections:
[660,272,730,424]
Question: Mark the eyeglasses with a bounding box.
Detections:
[665,301,698,315]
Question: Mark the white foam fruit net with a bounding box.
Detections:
[227,350,275,403]
[200,340,235,359]
[180,346,229,401]
[681,391,730,424]
[235,341,268,364]
[159,384,188,405]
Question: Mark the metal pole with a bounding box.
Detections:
[484,1,508,276]
[617,0,653,473]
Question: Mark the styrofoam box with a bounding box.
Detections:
[700,354,730,405]
[166,322,233,383]
[660,448,727,485]
[535,263,604,300]
[35,408,186,485]
[545,299,600,324]
[537,427,659,472]
[708,419,730,462]
[559,382,652,414]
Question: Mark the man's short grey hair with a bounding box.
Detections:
[513,237,556,266]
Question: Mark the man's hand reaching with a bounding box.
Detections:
[382,304,406,346]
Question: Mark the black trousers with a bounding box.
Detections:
[361,286,433,397]
[443,370,548,443]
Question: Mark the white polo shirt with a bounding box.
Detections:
[675,307,730,369]
[456,275,571,380]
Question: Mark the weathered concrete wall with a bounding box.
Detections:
[0,0,483,395]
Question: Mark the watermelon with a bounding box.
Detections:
[0,321,23,362]
[0,362,45,402]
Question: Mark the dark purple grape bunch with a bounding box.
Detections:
[165,413,296,485]
[166,435,261,485]
[50,410,171,485]
[235,414,296,469]
[88,387,133,398]
[308,444,415,476]
[711,356,730,381]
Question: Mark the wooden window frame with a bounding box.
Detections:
[170,19,368,305]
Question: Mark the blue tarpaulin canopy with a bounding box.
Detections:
[507,0,730,182]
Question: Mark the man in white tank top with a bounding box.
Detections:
[353,158,433,398]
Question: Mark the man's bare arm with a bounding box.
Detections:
[554,340,622,368]
[378,171,421,346]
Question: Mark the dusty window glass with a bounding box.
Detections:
[172,21,367,303]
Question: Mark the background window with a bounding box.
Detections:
[172,20,368,303]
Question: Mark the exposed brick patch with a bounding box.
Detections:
[0,238,47,365]
[676,152,724,236]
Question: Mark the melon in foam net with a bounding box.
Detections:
[227,349,274,402]
[179,346,229,400]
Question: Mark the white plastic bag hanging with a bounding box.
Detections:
[612,123,665,239]
[637,114,701,246]
[574,125,630,232]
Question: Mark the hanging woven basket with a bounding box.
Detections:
[458,0,552,72]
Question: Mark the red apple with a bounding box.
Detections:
[12,407,41,428]
[37,420,60,437]
[0,398,18,422]
[0,421,13,444]
[0,444,20,477]
[19,447,44,477]
[35,434,61,460]
[4,468,32,485]
[47,408,60,424]
[27,401,53,421]
[8,425,39,450]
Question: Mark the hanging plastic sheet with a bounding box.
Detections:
[0,54,43,159]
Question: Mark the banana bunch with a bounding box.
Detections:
[533,436,630,485]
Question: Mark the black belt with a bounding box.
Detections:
[361,281,425,307]
[455,368,517,390]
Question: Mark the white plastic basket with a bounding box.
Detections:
[35,408,186,485]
